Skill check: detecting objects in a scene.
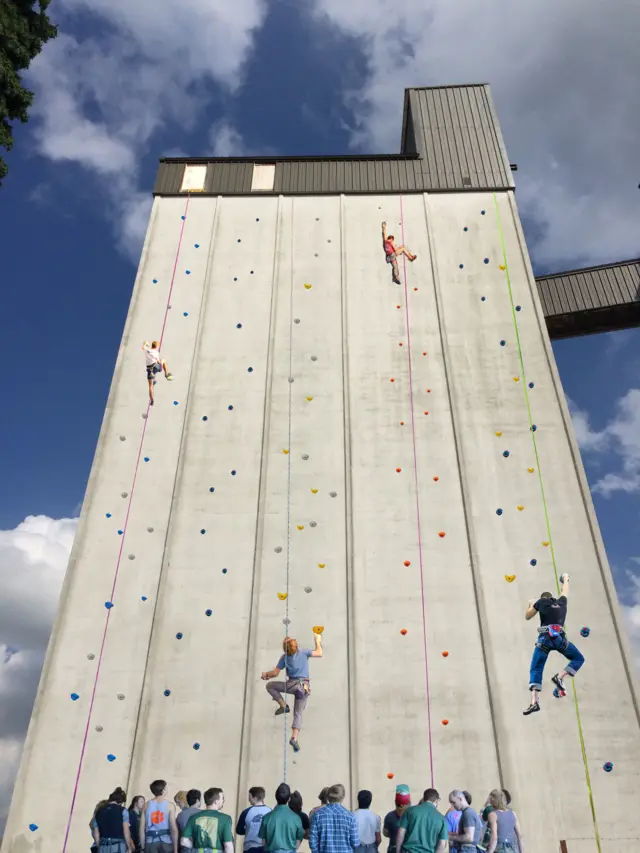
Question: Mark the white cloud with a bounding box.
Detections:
[26,0,268,260]
[210,121,248,157]
[311,0,640,268]
[569,390,640,497]
[620,570,640,672]
[0,516,76,831]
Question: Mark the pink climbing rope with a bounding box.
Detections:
[62,195,191,852]
[399,196,435,786]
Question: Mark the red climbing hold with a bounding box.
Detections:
[438,531,446,538]
[424,411,429,416]
[390,378,395,382]
[399,342,404,347]
[422,352,427,356]
[433,476,439,482]
[400,629,408,636]
[442,651,449,657]
[426,389,431,393]
[387,773,395,780]
[400,421,405,425]
[442,719,449,726]
[396,468,402,473]
[396,305,401,309]
[404,560,411,567]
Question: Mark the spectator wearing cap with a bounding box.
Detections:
[396,789,447,853]
[383,786,410,853]
[309,784,359,853]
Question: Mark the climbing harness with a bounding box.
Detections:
[61,195,192,853]
[492,193,602,852]
[398,196,435,785]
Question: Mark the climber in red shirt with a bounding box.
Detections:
[382,221,417,284]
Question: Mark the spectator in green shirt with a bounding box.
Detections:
[259,784,305,853]
[396,789,447,853]
[181,788,234,853]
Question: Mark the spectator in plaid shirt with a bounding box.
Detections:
[309,785,359,853]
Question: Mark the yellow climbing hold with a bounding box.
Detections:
[495,431,502,437]
[542,541,550,547]
[505,574,516,583]
[513,377,520,382]
[304,283,312,290]
[282,449,289,454]
[499,264,506,271]
[313,625,324,635]
[527,467,535,473]
[297,525,304,530]
[318,563,325,568]
[311,488,318,494]
[517,505,524,511]
[306,396,313,401]
[277,592,288,600]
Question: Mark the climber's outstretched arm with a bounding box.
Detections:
[311,633,323,658]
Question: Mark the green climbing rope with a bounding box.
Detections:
[492,193,602,853]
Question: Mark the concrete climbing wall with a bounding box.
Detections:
[4,191,640,853]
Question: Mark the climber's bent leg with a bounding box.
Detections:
[266,680,289,710]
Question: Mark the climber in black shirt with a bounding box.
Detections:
[523,573,585,716]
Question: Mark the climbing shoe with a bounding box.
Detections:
[274,705,290,716]
[523,701,540,716]
[409,254,417,261]
[289,737,301,753]
[150,399,154,406]
[166,373,174,381]
[551,674,566,697]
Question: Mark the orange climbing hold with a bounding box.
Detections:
[400,629,408,636]
[404,560,411,567]
[396,468,402,473]
[399,342,404,347]
[387,773,395,780]
[397,305,401,309]
[438,531,446,538]
[442,651,449,657]
[424,411,429,416]
[390,378,395,382]
[414,287,418,291]
[400,421,405,425]
[433,476,439,482]
[505,575,516,583]
[442,719,449,726]
[422,352,427,356]
[426,388,431,393]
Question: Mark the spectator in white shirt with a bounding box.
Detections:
[142,340,173,405]
[354,790,381,853]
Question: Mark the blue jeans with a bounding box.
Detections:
[529,634,584,691]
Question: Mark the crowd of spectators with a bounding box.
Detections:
[90,779,523,853]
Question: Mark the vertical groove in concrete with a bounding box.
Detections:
[422,192,505,783]
[235,196,284,805]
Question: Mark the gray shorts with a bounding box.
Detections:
[147,841,173,853]
[146,363,162,380]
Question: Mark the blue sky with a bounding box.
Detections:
[0,0,639,828]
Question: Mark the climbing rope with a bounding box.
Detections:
[62,194,191,853]
[282,198,296,782]
[492,193,601,852]
[398,196,435,786]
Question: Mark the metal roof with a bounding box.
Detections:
[154,84,514,196]
[536,258,640,339]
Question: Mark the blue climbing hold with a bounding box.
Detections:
[29,824,38,832]
[231,469,237,476]
[481,210,486,215]
[248,367,253,372]
[256,218,260,221]
[186,270,191,275]
[483,258,489,264]
[118,530,123,536]
[209,487,215,493]
[164,689,171,697]
[205,609,212,617]
[153,279,158,284]
[581,626,591,638]
[481,297,486,302]
[500,340,506,347]
[234,277,238,281]
[459,264,464,269]
[181,215,186,220]
[193,742,201,750]
[250,270,254,275]
[200,529,206,535]
[195,244,200,248]
[176,632,183,640]
[531,424,537,432]
[603,762,613,772]
[183,312,189,317]
[144,457,150,462]
[516,305,522,312]
[222,568,228,574]
[228,405,234,411]
[528,382,534,389]
[496,508,503,516]
[70,693,79,701]
[530,559,537,566]
[236,323,242,329]
[105,602,114,610]
[202,416,208,421]
[141,596,148,601]
[107,754,116,762]
[106,513,112,518]
[503,450,510,458]
[173,401,179,406]
[463,227,468,232]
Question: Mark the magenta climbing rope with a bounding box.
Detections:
[62,195,191,852]
[398,196,435,785]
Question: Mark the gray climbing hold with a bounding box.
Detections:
[288,377,295,383]
[283,617,290,626]
[96,725,103,732]
[304,587,312,593]
[142,413,148,420]
[330,491,337,498]
[314,254,318,257]
[119,436,126,442]
[294,318,300,324]
[117,694,125,700]
[87,653,95,660]
[147,527,154,533]
[311,356,317,361]
[121,492,128,498]
[128,555,135,561]
[302,454,309,461]
[275,547,283,553]
[327,239,331,243]
[310,521,317,528]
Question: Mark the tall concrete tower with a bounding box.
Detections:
[4,84,639,853]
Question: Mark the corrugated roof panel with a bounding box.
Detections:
[536,260,640,317]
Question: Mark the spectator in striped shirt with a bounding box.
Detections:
[309,785,359,853]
